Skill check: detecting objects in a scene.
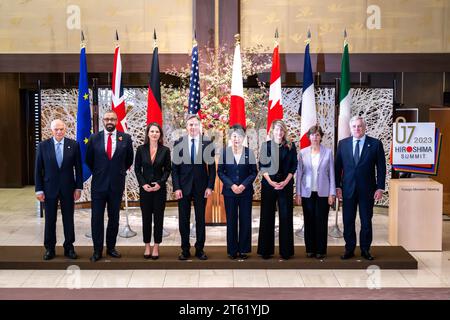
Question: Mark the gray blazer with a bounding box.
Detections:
[296,145,336,197]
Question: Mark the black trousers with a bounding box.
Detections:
[224,194,252,256]
[257,183,294,258]
[91,190,122,253]
[342,190,374,253]
[140,188,166,244]
[302,192,330,255]
[178,188,206,253]
[44,191,75,252]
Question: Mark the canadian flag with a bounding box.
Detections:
[111,45,127,132]
[229,42,246,128]
[266,43,283,132]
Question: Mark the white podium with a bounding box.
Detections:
[389,178,443,251]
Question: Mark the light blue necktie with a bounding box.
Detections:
[56,142,63,168]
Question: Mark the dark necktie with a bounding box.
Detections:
[353,139,360,165]
[190,138,195,164]
[107,133,112,160]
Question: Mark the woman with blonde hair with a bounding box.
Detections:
[257,120,298,260]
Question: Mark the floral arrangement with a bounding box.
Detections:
[163,44,272,134]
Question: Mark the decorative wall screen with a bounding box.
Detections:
[41,87,392,205]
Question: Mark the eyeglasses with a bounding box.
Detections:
[103,118,117,122]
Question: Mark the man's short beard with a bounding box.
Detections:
[105,124,116,132]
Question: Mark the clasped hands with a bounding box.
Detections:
[143,183,161,193]
[231,184,246,195]
[174,188,212,200]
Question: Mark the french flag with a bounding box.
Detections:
[299,41,317,149]
[229,40,246,128]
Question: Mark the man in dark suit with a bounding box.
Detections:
[335,116,386,261]
[35,119,83,260]
[85,110,134,262]
[172,113,216,260]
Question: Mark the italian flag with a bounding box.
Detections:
[338,41,351,141]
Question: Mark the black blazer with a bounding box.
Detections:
[171,135,216,195]
[217,147,257,197]
[35,137,83,198]
[134,144,171,189]
[335,135,386,199]
[85,130,134,194]
[259,140,298,188]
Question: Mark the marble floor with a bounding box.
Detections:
[0,187,450,290]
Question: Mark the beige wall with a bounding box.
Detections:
[0,0,193,53]
[241,0,450,53]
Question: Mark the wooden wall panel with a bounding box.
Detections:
[0,74,23,187]
[429,108,450,215]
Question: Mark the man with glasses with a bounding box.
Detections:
[85,110,134,262]
[35,119,83,260]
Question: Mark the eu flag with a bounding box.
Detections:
[76,46,92,182]
[188,42,200,114]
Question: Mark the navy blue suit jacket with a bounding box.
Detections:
[335,135,386,199]
[217,147,257,197]
[85,130,134,194]
[35,137,83,198]
[171,135,216,195]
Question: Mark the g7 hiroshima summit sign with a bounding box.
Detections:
[392,120,435,165]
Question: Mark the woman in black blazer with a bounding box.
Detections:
[258,120,298,260]
[134,122,171,259]
[218,124,257,260]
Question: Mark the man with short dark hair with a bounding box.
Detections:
[35,119,83,260]
[85,110,134,262]
[172,113,216,260]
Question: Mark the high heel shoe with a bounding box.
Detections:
[144,254,152,259]
[151,255,159,260]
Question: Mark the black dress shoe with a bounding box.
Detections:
[195,251,208,260]
[228,254,238,260]
[280,255,291,260]
[306,252,315,258]
[178,251,191,261]
[361,251,374,261]
[106,248,122,258]
[90,252,102,262]
[43,250,55,261]
[238,254,249,260]
[261,255,272,260]
[316,254,326,259]
[340,251,355,260]
[64,250,78,259]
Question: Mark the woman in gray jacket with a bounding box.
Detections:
[295,125,336,259]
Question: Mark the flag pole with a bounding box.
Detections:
[329,29,347,239]
[295,28,313,239]
[116,30,136,238]
[152,28,170,238]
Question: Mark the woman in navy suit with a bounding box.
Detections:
[134,122,171,259]
[218,124,257,259]
[295,125,335,259]
[258,120,298,260]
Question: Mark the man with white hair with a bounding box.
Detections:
[335,116,386,261]
[35,119,83,260]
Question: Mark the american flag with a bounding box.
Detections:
[188,42,200,114]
